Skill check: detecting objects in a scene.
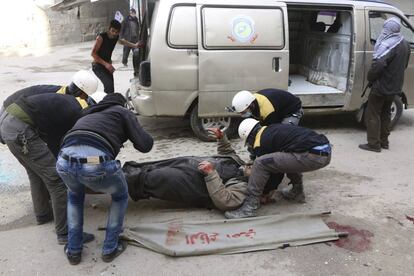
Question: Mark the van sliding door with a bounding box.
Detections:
[197,3,289,117]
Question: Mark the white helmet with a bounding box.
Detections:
[232,90,256,113]
[72,70,98,96]
[89,91,107,104]
[238,118,260,143]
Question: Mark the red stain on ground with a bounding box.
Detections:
[327,222,374,253]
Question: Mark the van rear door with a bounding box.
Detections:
[197,2,289,117]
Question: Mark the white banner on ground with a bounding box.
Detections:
[122,212,341,257]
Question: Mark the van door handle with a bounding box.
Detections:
[187,49,199,56]
[273,57,281,72]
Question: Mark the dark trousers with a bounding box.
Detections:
[248,151,331,197]
[4,127,67,235]
[122,37,137,65]
[365,92,394,148]
[92,63,114,94]
[122,46,133,65]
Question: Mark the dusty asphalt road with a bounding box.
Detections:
[0,42,413,276]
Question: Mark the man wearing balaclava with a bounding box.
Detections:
[359,17,410,152]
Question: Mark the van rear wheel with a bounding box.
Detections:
[389,96,403,129]
[190,104,239,142]
[357,95,403,129]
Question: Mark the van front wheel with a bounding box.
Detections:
[190,104,239,142]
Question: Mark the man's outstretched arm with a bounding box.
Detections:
[207,128,237,155]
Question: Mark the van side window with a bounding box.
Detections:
[201,7,284,49]
[168,6,197,48]
[308,11,343,33]
[369,11,414,48]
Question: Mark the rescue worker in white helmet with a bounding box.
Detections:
[231,88,303,126]
[0,71,99,244]
[225,118,331,219]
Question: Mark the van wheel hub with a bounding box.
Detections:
[200,117,231,132]
[190,104,239,142]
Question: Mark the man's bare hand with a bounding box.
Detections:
[206,128,224,140]
[135,41,145,48]
[105,63,115,73]
[198,161,214,175]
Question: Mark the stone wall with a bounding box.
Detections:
[0,0,129,56]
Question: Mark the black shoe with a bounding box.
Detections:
[381,144,389,149]
[281,187,306,203]
[36,213,53,225]
[358,143,381,153]
[224,196,260,219]
[102,240,128,263]
[64,244,81,265]
[57,232,95,245]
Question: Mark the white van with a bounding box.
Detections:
[129,0,414,141]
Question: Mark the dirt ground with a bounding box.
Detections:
[0,42,413,276]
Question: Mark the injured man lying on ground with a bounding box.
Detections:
[123,128,284,211]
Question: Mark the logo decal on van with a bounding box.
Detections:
[231,16,255,43]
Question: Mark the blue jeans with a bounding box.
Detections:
[56,145,128,255]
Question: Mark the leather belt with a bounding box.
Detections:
[61,153,111,164]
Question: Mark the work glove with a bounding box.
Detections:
[249,153,256,161]
[198,161,215,175]
[247,145,256,161]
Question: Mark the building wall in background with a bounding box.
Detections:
[0,0,129,56]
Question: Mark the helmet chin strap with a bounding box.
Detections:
[250,100,260,118]
[246,123,261,147]
[67,82,83,97]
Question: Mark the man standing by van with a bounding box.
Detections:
[231,88,303,126]
[92,20,143,94]
[121,8,140,67]
[359,17,410,152]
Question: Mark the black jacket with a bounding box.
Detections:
[65,93,153,157]
[368,40,411,96]
[252,124,329,157]
[3,85,62,108]
[254,88,302,125]
[17,93,82,156]
[123,135,283,206]
[123,157,283,206]
[121,15,140,42]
